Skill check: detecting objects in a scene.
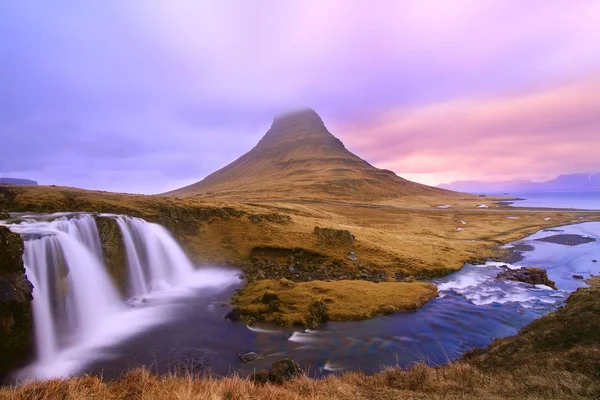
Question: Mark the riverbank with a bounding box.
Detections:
[2,185,599,332]
[2,276,598,400]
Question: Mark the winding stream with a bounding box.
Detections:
[2,213,599,381]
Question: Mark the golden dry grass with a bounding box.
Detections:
[234,279,438,326]
[1,360,597,400]
[5,185,597,281]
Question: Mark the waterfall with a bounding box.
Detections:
[116,217,194,297]
[2,213,197,369]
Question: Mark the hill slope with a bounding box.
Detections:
[168,109,459,203]
[0,178,37,186]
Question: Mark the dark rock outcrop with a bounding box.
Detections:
[95,216,127,295]
[497,267,557,290]
[225,307,242,321]
[0,212,10,220]
[0,226,33,376]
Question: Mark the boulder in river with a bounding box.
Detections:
[225,307,242,321]
[237,351,262,363]
[573,275,584,280]
[497,267,557,290]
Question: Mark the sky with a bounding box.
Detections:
[1,0,599,193]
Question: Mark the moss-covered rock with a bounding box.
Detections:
[267,358,303,384]
[95,217,127,295]
[0,226,33,376]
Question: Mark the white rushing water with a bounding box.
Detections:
[1,213,239,380]
[115,216,194,297]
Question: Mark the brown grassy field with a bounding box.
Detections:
[2,184,599,327]
[2,277,598,400]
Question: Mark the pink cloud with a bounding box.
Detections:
[336,77,600,185]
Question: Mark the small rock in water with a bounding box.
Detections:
[238,352,262,363]
[573,275,584,280]
[593,260,598,263]
[225,307,242,321]
[497,267,557,290]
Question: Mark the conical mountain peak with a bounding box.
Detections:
[257,108,344,151]
[168,109,453,202]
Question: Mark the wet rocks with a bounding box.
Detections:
[573,275,584,280]
[0,212,10,220]
[497,267,557,290]
[95,216,127,294]
[0,226,34,375]
[225,307,243,321]
[313,227,355,245]
[237,351,262,363]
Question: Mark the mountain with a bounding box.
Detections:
[439,172,600,193]
[0,178,37,186]
[168,109,458,202]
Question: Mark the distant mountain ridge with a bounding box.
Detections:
[439,172,600,193]
[0,178,38,186]
[167,108,460,202]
